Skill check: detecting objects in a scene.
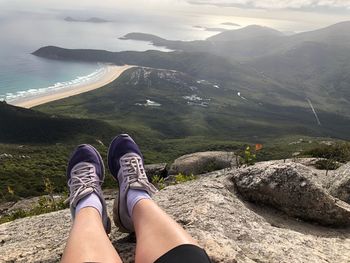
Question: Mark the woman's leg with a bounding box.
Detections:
[133,199,198,263]
[108,134,211,263]
[62,144,122,263]
[61,207,122,263]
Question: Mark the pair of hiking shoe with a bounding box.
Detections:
[66,134,157,234]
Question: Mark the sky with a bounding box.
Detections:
[187,0,350,10]
[3,0,350,10]
[1,0,349,32]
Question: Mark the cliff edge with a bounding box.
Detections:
[1,160,350,262]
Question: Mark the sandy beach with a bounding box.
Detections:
[12,65,133,109]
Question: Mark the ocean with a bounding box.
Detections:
[0,2,319,104]
[0,8,214,104]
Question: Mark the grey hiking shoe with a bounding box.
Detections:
[108,134,157,233]
[67,144,111,234]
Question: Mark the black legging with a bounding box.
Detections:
[154,244,212,263]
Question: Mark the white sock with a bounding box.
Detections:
[75,193,103,217]
[127,189,151,217]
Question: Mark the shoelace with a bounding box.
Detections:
[120,155,157,194]
[66,163,101,205]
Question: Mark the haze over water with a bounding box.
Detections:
[0,9,179,102]
[1,0,347,103]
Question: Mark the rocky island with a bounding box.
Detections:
[64,16,110,23]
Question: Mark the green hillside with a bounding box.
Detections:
[2,21,350,202]
[115,22,350,116]
[0,102,114,200]
[0,66,346,201]
[0,101,114,143]
[32,21,350,117]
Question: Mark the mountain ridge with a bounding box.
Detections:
[206,24,284,41]
[119,21,350,60]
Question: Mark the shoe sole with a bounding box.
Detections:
[108,134,136,233]
[78,144,111,234]
[113,193,130,233]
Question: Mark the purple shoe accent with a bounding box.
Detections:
[67,144,104,180]
[107,134,143,178]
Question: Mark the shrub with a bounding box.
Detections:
[151,175,166,190]
[304,143,350,163]
[174,173,196,184]
[244,146,256,165]
[0,194,69,225]
[315,159,341,170]
[0,209,27,224]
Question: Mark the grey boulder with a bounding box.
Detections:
[232,161,350,226]
[169,151,238,175]
[328,162,350,204]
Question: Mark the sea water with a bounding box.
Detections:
[1,2,307,104]
[0,0,326,105]
[0,7,214,104]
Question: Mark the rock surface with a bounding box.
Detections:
[169,151,238,175]
[255,158,337,189]
[232,161,350,226]
[1,161,350,262]
[328,162,350,204]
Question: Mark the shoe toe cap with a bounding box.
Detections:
[67,144,103,178]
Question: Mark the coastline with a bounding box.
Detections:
[11,65,133,109]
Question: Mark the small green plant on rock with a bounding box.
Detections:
[174,173,196,184]
[0,179,69,224]
[244,146,256,166]
[0,194,69,224]
[151,175,166,190]
[43,177,56,210]
[0,209,27,224]
[4,185,19,202]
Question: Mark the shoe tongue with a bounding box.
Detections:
[72,187,94,207]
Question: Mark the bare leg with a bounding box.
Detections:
[61,208,122,263]
[133,199,198,263]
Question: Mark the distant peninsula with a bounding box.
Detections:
[118,25,285,55]
[221,22,240,26]
[193,26,228,32]
[64,16,110,23]
[119,32,208,52]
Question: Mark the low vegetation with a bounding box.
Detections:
[174,173,196,184]
[0,195,69,224]
[302,142,350,173]
[151,173,196,191]
[303,142,350,163]
[0,137,339,202]
[151,175,166,190]
[314,159,341,170]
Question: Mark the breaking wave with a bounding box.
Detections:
[1,65,108,103]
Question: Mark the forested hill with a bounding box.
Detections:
[0,101,113,143]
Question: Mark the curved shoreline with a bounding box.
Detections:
[11,65,133,109]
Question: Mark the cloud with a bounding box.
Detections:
[186,0,350,10]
